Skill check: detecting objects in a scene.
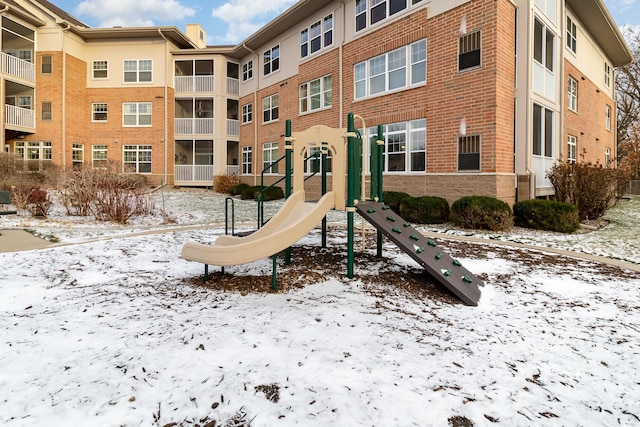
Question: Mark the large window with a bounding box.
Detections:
[242,60,253,81]
[92,145,108,168]
[459,30,481,71]
[124,59,152,83]
[300,75,332,113]
[368,119,426,172]
[123,145,152,173]
[567,135,577,163]
[262,94,279,124]
[242,103,252,124]
[356,0,423,32]
[566,16,577,54]
[534,18,554,72]
[262,142,279,174]
[263,45,280,76]
[93,60,108,79]
[301,14,333,58]
[72,143,84,169]
[14,141,51,160]
[242,146,252,174]
[123,102,152,126]
[458,135,480,171]
[568,76,577,112]
[354,39,426,99]
[533,103,554,157]
[92,103,108,122]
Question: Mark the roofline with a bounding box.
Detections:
[0,1,47,27]
[61,24,197,49]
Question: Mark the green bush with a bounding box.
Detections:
[240,185,265,200]
[382,191,412,214]
[259,186,284,201]
[230,183,250,196]
[450,196,513,231]
[399,196,449,224]
[513,199,580,233]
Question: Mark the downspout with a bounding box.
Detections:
[243,42,259,186]
[157,29,170,186]
[339,1,345,129]
[61,23,71,169]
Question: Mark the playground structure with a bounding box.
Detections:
[181,113,482,306]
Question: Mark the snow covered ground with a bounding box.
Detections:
[1,189,639,426]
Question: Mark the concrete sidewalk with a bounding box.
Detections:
[0,229,54,253]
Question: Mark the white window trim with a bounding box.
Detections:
[123,145,152,174]
[242,103,252,124]
[604,62,611,88]
[368,119,427,173]
[92,103,108,122]
[72,143,84,163]
[568,76,578,112]
[605,105,611,131]
[123,59,153,84]
[263,45,280,76]
[567,134,577,163]
[242,146,252,175]
[566,16,577,54]
[262,94,279,124]
[123,102,152,127]
[355,0,425,33]
[262,142,279,175]
[300,14,333,59]
[242,60,253,82]
[93,60,109,79]
[300,75,332,114]
[92,145,108,168]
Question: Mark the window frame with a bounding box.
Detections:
[567,76,578,112]
[567,134,577,163]
[123,145,152,174]
[72,143,84,166]
[534,18,555,72]
[93,60,108,79]
[355,0,422,33]
[242,60,253,82]
[300,14,334,59]
[262,142,279,174]
[367,119,426,173]
[92,144,108,168]
[41,101,52,121]
[14,141,52,161]
[300,75,332,114]
[123,59,153,83]
[262,94,279,124]
[605,105,611,131]
[533,103,554,158]
[263,45,280,76]
[92,103,108,122]
[242,146,252,175]
[122,102,152,127]
[458,30,481,72]
[604,62,611,88]
[458,134,481,172]
[242,103,252,124]
[566,16,577,54]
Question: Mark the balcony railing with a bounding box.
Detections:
[1,53,35,82]
[174,118,214,135]
[174,75,214,93]
[227,119,239,137]
[5,105,35,129]
[227,77,239,95]
[174,165,214,183]
[227,165,240,176]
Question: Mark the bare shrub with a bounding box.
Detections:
[548,160,630,220]
[92,173,153,224]
[214,173,240,193]
[12,185,52,217]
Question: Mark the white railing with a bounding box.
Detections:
[227,165,240,176]
[174,165,214,182]
[174,75,214,93]
[227,77,239,95]
[227,119,239,136]
[174,118,214,135]
[5,105,35,129]
[1,53,35,82]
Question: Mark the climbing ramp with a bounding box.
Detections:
[356,200,482,306]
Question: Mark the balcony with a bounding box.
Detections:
[174,165,214,183]
[227,119,239,137]
[174,75,214,93]
[1,53,35,82]
[174,118,214,135]
[5,104,35,129]
[227,77,239,95]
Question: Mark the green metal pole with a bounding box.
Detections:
[285,120,293,265]
[376,124,384,258]
[322,141,328,248]
[347,113,356,279]
[271,254,278,291]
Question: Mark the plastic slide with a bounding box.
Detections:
[181,191,335,266]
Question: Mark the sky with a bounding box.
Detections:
[47,0,640,47]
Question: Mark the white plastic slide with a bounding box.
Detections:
[181,191,335,266]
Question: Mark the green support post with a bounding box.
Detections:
[285,120,293,265]
[375,124,384,258]
[321,141,328,248]
[272,255,277,290]
[347,113,357,279]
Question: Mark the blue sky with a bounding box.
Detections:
[49,0,640,46]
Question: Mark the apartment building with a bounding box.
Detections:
[0,0,632,203]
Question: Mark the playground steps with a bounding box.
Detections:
[356,200,482,306]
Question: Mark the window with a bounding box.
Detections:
[242,146,252,174]
[303,146,333,174]
[123,102,152,126]
[262,94,279,123]
[242,103,252,124]
[18,96,32,109]
[356,0,420,32]
[14,141,52,161]
[604,63,611,88]
[262,142,279,174]
[93,60,108,79]
[533,103,553,157]
[72,143,84,169]
[535,0,557,23]
[458,135,480,171]
[459,30,481,71]
[354,40,426,99]
[123,145,152,173]
[566,16,577,54]
[534,18,554,72]
[568,76,577,112]
[92,145,108,168]
[301,14,333,58]
[41,101,52,121]
[124,59,152,83]
[605,105,611,130]
[368,119,426,172]
[92,103,108,122]
[300,75,332,113]
[41,55,52,74]
[567,135,577,163]
[356,0,367,31]
[242,61,253,81]
[263,45,280,76]
[605,148,611,168]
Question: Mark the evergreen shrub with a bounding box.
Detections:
[513,199,580,233]
[450,196,513,231]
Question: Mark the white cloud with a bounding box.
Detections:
[211,0,297,43]
[75,0,196,28]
